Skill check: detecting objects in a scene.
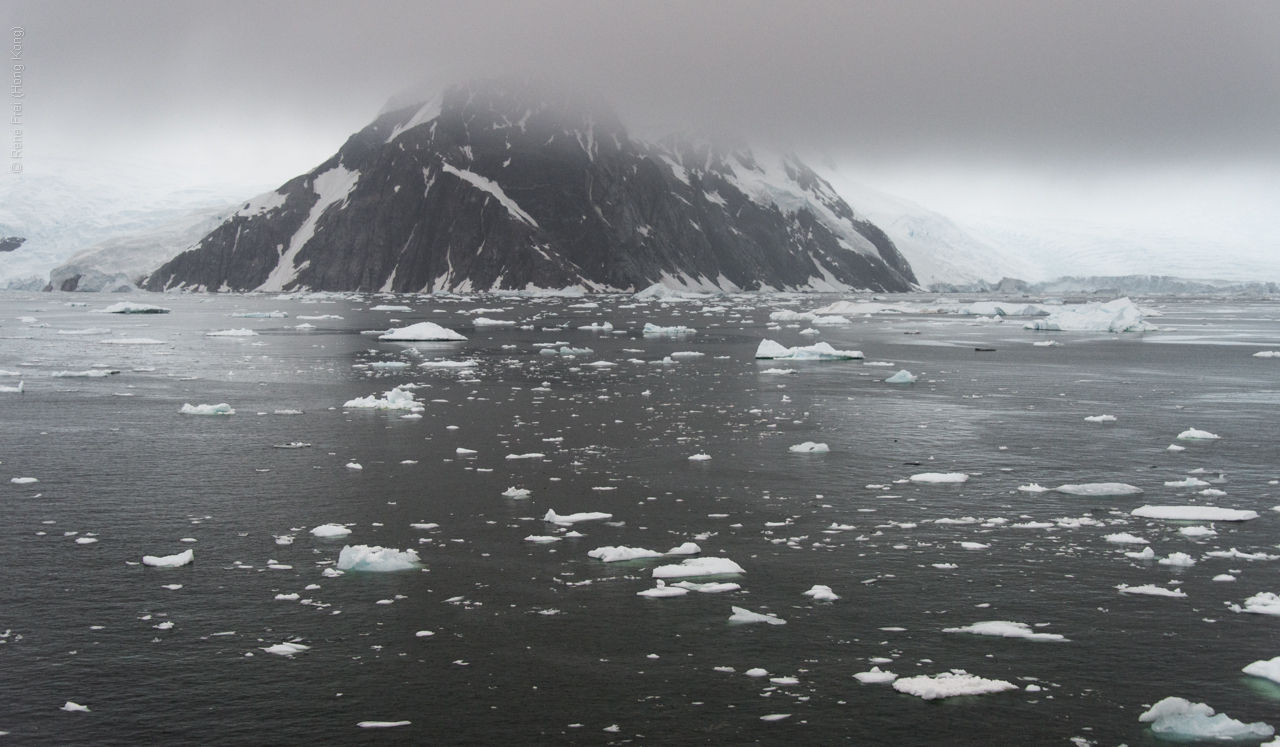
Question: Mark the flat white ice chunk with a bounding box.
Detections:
[728,606,786,625]
[1131,505,1258,521]
[310,524,352,538]
[1177,428,1221,441]
[379,322,466,341]
[343,387,422,411]
[142,549,193,567]
[1179,526,1216,537]
[754,340,862,360]
[180,403,235,416]
[688,453,712,461]
[524,535,562,543]
[789,441,829,453]
[1018,483,1050,493]
[671,581,740,593]
[1023,297,1155,333]
[1243,657,1280,684]
[472,317,515,327]
[1254,351,1280,358]
[1125,547,1156,559]
[1104,533,1149,544]
[854,667,898,684]
[666,542,701,555]
[1138,696,1273,741]
[543,509,612,524]
[1084,414,1117,422]
[942,621,1067,642]
[261,642,310,656]
[637,579,688,597]
[1055,483,1143,496]
[589,546,664,562]
[336,545,419,572]
[502,487,531,499]
[652,557,745,578]
[101,302,170,314]
[910,473,968,484]
[206,329,258,337]
[892,670,1017,700]
[1236,592,1280,616]
[884,370,917,384]
[642,323,695,337]
[100,338,165,345]
[1159,552,1196,567]
[1116,584,1186,598]
[357,721,411,728]
[506,453,545,460]
[10,477,37,484]
[803,584,840,601]
[1165,477,1210,488]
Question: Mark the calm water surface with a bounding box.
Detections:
[1,291,1279,746]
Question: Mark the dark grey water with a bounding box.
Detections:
[2,291,1280,746]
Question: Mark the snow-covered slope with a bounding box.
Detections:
[47,205,237,291]
[0,158,266,285]
[815,169,1038,286]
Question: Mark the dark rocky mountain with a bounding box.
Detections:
[147,80,917,293]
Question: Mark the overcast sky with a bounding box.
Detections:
[8,0,1280,245]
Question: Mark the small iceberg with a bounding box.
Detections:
[892,670,1018,700]
[1177,428,1220,441]
[854,667,898,684]
[1055,483,1143,497]
[1084,414,1116,423]
[802,584,839,601]
[643,323,695,337]
[101,302,170,314]
[1138,697,1273,741]
[637,579,688,598]
[1116,583,1186,598]
[231,311,288,318]
[910,472,969,484]
[652,557,745,578]
[671,581,739,593]
[941,621,1067,642]
[1243,657,1280,684]
[688,453,712,461]
[1131,505,1258,521]
[754,340,863,360]
[180,403,235,416]
[206,329,258,337]
[728,606,786,625]
[501,487,531,499]
[261,641,310,656]
[379,322,466,341]
[1158,552,1196,567]
[884,370,917,384]
[1022,297,1155,333]
[589,546,665,562]
[142,549,194,568]
[310,524,352,538]
[336,545,419,572]
[1104,533,1148,544]
[543,509,612,525]
[1232,592,1280,616]
[343,387,422,411]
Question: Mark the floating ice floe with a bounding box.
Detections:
[966,301,1050,317]
[754,340,863,360]
[524,535,562,543]
[854,667,898,684]
[672,581,739,593]
[910,473,968,484]
[336,545,419,572]
[57,328,111,335]
[101,302,170,314]
[418,360,476,369]
[371,305,412,312]
[1018,483,1050,493]
[1104,533,1148,544]
[1125,547,1156,560]
[206,329,258,337]
[142,549,194,567]
[1254,351,1280,358]
[180,403,235,416]
[1159,552,1196,567]
[357,721,411,728]
[1178,526,1216,537]
[892,670,1018,700]
[472,317,515,326]
[1230,592,1280,616]
[502,487,531,499]
[10,477,37,484]
[652,557,745,578]
[788,441,829,453]
[688,453,712,461]
[0,381,23,393]
[942,621,1067,642]
[1177,428,1220,441]
[1138,697,1273,741]
[884,370,917,384]
[1022,297,1156,333]
[1055,483,1143,497]
[378,322,466,341]
[578,322,613,331]
[1204,548,1280,560]
[728,606,786,625]
[1131,505,1258,521]
[1243,657,1280,684]
[1165,477,1210,488]
[803,585,839,601]
[231,311,288,318]
[1116,584,1186,597]
[506,453,545,460]
[369,361,409,369]
[310,524,352,538]
[343,387,422,411]
[589,546,665,562]
[543,510,612,525]
[52,370,117,378]
[637,579,688,597]
[1084,414,1116,423]
[101,337,165,345]
[642,323,695,337]
[261,641,310,656]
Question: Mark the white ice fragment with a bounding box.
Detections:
[311,524,352,538]
[506,453,545,460]
[666,542,701,555]
[261,642,310,656]
[101,302,170,314]
[1104,533,1149,544]
[637,579,688,597]
[502,487,531,499]
[142,549,193,567]
[588,546,664,562]
[1022,298,1155,333]
[1116,584,1186,597]
[759,714,791,722]
[180,403,235,416]
[336,545,419,572]
[1138,697,1273,741]
[1159,552,1196,567]
[910,473,968,484]
[524,535,562,543]
[892,670,1017,699]
[728,606,786,625]
[854,667,898,684]
[1235,592,1280,616]
[1131,505,1257,521]
[1213,574,1237,582]
[10,477,37,484]
[1124,547,1156,560]
[884,370,917,384]
[754,340,862,360]
[652,557,745,578]
[206,329,258,337]
[1177,428,1220,441]
[1243,657,1280,684]
[1084,415,1117,423]
[1018,483,1050,493]
[942,621,1067,641]
[543,510,612,525]
[343,387,422,411]
[61,701,91,712]
[671,581,740,593]
[345,462,363,470]
[1056,482,1143,496]
[744,668,770,677]
[357,721,411,729]
[789,442,829,453]
[803,584,839,601]
[959,542,990,550]
[1165,477,1210,488]
[688,453,712,461]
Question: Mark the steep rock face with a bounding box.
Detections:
[147,80,917,293]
